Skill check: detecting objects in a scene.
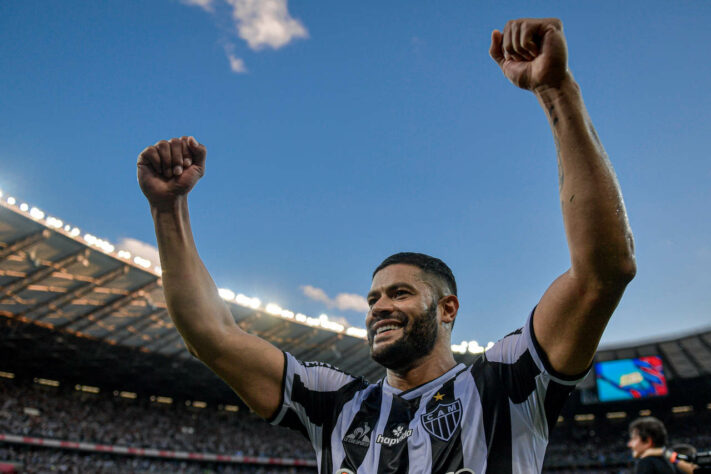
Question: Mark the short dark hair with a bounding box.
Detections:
[629,417,668,448]
[373,252,457,297]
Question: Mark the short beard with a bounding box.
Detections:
[369,301,439,372]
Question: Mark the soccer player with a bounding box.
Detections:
[137,18,636,473]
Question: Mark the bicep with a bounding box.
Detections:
[534,269,628,376]
[203,328,285,419]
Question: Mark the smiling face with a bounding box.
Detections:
[627,429,652,459]
[366,264,442,371]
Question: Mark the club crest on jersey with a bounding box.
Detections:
[421,399,462,442]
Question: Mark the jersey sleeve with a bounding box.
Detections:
[484,307,589,439]
[268,351,365,445]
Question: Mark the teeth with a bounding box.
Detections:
[376,325,400,335]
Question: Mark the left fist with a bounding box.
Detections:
[489,18,568,92]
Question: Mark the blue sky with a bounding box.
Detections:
[1,0,709,348]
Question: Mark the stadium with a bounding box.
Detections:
[1,191,709,473]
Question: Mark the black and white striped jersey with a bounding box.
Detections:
[268,310,586,474]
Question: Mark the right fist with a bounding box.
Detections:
[137,136,206,209]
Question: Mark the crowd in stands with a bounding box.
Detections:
[0,377,313,470]
[0,445,315,474]
[2,376,710,472]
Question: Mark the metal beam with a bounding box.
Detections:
[288,329,321,359]
[363,364,386,381]
[0,229,50,261]
[235,312,262,332]
[0,249,86,299]
[59,279,160,332]
[298,333,343,361]
[165,344,191,358]
[109,308,167,344]
[347,351,378,376]
[339,339,369,360]
[258,319,291,340]
[25,264,129,322]
[148,331,182,353]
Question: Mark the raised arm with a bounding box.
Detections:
[490,19,636,376]
[137,136,284,418]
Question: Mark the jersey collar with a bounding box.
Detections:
[382,363,466,400]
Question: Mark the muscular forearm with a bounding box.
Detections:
[536,73,636,283]
[152,196,238,361]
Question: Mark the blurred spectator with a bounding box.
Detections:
[0,378,313,460]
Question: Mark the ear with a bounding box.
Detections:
[438,295,459,326]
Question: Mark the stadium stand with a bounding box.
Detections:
[1,195,710,472]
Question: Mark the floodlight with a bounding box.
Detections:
[45,216,63,228]
[346,327,367,339]
[467,341,484,354]
[29,207,45,220]
[321,320,345,332]
[133,256,151,268]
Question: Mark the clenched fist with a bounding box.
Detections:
[137,136,207,210]
[490,18,569,91]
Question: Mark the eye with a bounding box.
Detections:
[394,289,409,298]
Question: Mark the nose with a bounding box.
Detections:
[370,295,395,318]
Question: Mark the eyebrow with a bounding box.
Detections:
[367,282,418,300]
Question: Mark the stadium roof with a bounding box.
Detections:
[1,195,710,400]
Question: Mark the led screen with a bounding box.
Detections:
[595,356,668,402]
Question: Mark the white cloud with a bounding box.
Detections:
[117,238,160,264]
[181,0,214,13]
[226,0,308,50]
[182,0,308,72]
[227,53,247,73]
[301,285,369,313]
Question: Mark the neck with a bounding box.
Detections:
[385,345,457,392]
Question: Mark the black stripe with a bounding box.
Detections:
[471,354,512,474]
[340,384,383,472]
[279,407,310,439]
[266,351,289,423]
[543,380,574,437]
[375,395,420,474]
[323,378,371,474]
[287,371,368,474]
[487,349,541,404]
[424,378,464,474]
[289,373,367,428]
[528,308,589,382]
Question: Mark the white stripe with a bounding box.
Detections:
[457,369,488,473]
[509,394,547,473]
